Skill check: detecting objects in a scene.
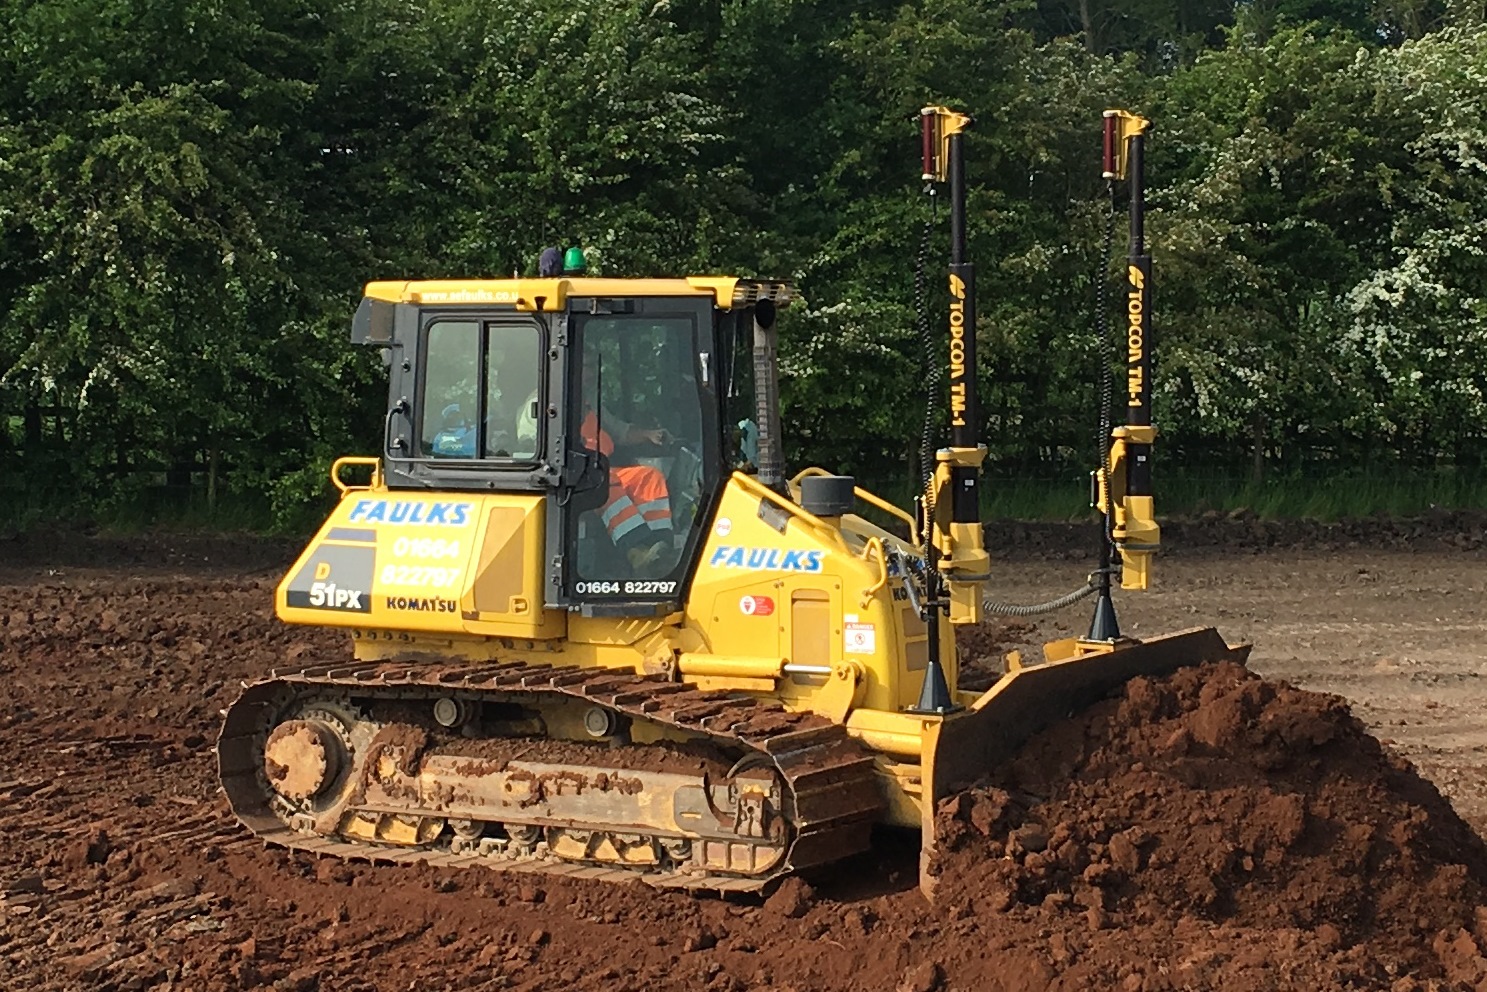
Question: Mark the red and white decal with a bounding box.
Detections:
[845,621,876,654]
[739,594,776,617]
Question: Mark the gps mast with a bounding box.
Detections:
[913,105,991,714]
[1089,109,1160,641]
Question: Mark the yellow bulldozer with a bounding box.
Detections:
[218,107,1246,895]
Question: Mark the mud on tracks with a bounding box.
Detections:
[6,549,1487,990]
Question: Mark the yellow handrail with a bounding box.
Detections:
[789,467,919,544]
[331,456,383,495]
[860,536,888,607]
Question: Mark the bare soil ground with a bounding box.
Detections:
[2,522,1486,991]
[975,533,1487,835]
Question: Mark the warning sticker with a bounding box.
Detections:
[845,621,876,655]
[739,594,776,617]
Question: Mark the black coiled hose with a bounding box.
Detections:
[983,582,1097,617]
[1094,181,1120,554]
[914,187,940,568]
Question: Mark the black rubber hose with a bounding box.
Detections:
[914,188,940,565]
[983,582,1098,617]
[1094,183,1119,553]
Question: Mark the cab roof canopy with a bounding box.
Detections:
[362,277,795,312]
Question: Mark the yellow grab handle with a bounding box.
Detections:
[331,456,382,494]
[860,537,888,607]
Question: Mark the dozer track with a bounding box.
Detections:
[218,659,884,893]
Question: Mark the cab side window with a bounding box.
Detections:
[421,321,480,458]
[419,318,543,462]
[487,328,541,459]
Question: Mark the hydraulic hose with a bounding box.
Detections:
[1094,182,1120,552]
[982,581,1098,618]
[914,188,940,567]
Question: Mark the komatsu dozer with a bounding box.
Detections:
[218,108,1247,895]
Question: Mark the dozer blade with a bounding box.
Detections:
[918,626,1250,898]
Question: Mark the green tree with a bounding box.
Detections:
[394,0,755,279]
[1338,26,1487,463]
[1150,25,1397,476]
[0,0,382,522]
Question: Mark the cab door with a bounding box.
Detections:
[553,297,722,615]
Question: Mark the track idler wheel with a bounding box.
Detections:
[263,719,344,801]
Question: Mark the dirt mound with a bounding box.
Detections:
[934,661,1487,985]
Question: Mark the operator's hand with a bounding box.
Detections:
[636,427,670,446]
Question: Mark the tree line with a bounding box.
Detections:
[1,0,1484,527]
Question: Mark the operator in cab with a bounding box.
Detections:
[574,359,675,574]
[509,352,676,576]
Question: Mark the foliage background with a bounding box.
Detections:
[2,0,1484,529]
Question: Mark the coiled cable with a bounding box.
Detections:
[983,581,1098,617]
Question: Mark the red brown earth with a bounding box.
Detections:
[932,662,1487,988]
[2,524,1487,991]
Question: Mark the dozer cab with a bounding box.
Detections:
[218,108,1246,895]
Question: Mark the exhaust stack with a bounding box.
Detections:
[752,299,786,492]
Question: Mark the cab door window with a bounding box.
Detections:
[566,308,718,596]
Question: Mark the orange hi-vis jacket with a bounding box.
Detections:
[580,412,672,544]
